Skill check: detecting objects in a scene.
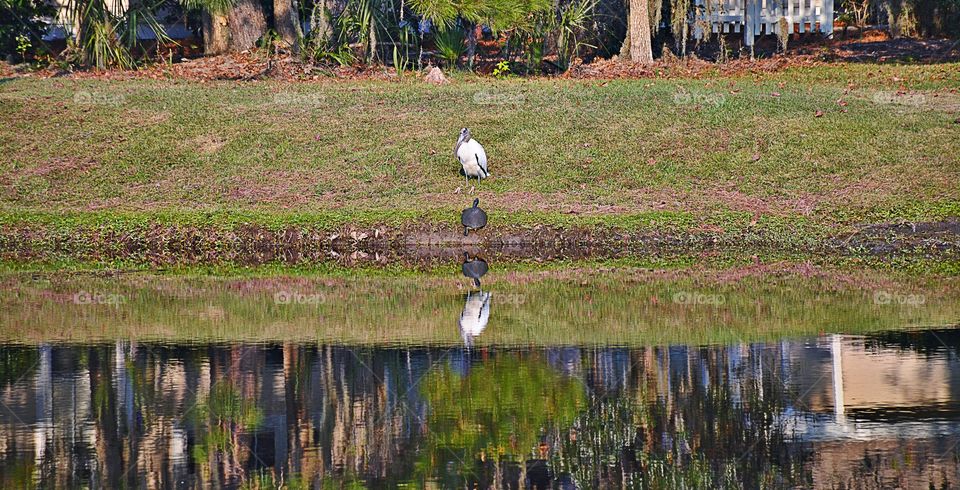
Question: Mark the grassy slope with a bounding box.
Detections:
[1,63,959,235]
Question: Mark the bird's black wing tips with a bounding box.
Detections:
[475,154,488,177]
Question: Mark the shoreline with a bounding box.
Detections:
[2,213,958,269]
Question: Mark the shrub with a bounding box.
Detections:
[434,26,465,68]
[0,0,56,62]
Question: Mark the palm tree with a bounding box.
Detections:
[180,0,233,54]
[63,0,171,69]
[274,0,303,52]
[181,0,277,55]
[621,0,653,63]
[409,0,551,68]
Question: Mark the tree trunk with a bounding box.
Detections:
[227,0,268,51]
[202,10,230,55]
[465,22,478,69]
[274,0,303,53]
[623,0,654,63]
[310,0,334,41]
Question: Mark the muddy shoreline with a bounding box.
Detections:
[2,218,958,267]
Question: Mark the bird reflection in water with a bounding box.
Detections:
[459,290,491,347]
[459,252,491,347]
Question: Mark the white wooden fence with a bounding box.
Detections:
[693,0,834,46]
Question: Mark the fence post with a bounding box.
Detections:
[821,0,834,36]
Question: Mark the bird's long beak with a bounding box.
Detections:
[454,134,463,156]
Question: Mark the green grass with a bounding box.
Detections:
[2,62,958,233]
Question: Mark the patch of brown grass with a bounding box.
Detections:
[227,170,315,207]
[190,134,227,155]
[13,157,99,178]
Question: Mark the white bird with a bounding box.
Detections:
[458,290,491,347]
[454,127,489,185]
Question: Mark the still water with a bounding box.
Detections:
[0,268,959,488]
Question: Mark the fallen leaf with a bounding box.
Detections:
[814,110,824,117]
[647,158,657,165]
[751,153,761,161]
[771,92,781,97]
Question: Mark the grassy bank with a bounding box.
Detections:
[2,63,959,266]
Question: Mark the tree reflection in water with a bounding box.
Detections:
[0,339,957,488]
[419,354,587,487]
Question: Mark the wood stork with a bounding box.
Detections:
[454,127,489,185]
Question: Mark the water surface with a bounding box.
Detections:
[0,267,958,488]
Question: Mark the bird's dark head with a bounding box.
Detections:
[472,198,479,208]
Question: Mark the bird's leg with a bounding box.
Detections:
[464,226,469,236]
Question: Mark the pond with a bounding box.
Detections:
[0,264,958,488]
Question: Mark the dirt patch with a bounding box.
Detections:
[189,134,228,154]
